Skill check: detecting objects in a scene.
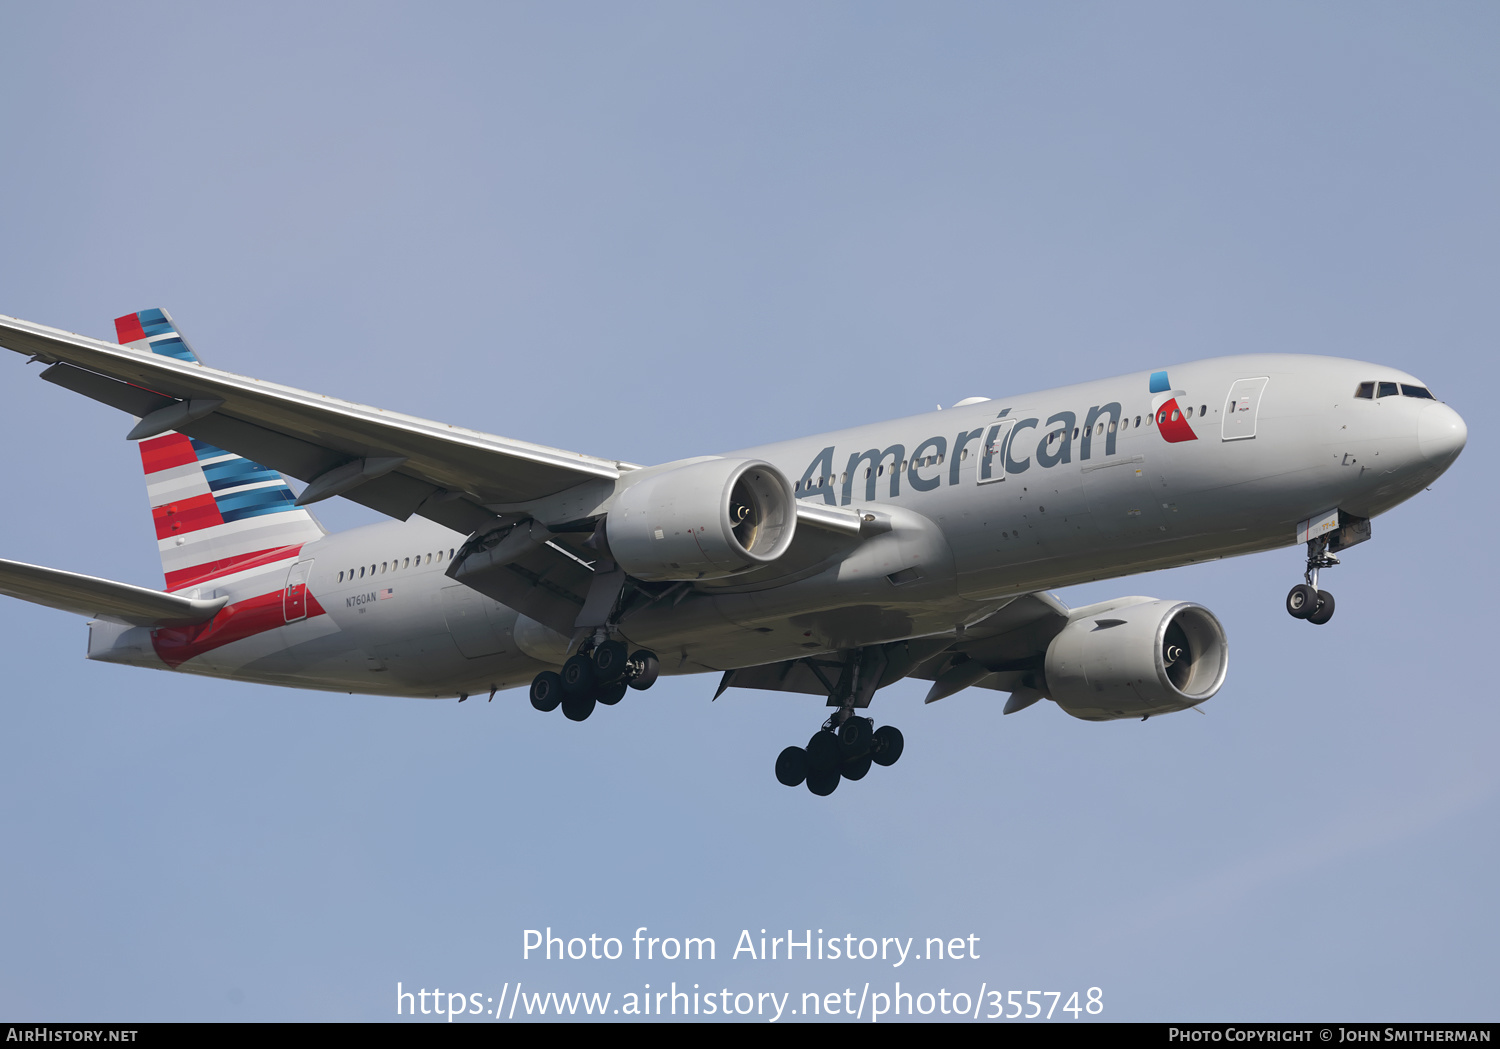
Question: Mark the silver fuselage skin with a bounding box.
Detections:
[88,354,1467,700]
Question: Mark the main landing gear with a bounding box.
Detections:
[1286,535,1338,626]
[773,646,905,796]
[529,641,659,722]
[775,716,904,797]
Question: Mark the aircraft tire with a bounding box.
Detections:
[592,641,629,683]
[561,691,596,722]
[1307,590,1336,625]
[871,725,904,767]
[806,768,840,796]
[561,653,595,697]
[775,746,808,788]
[841,753,873,781]
[627,650,660,690]
[1286,584,1318,619]
[806,731,841,774]
[596,681,627,706]
[530,672,563,712]
[838,716,873,759]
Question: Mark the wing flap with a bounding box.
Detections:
[0,558,227,627]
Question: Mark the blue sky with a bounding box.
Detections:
[1,2,1495,1021]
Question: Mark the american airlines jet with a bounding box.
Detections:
[0,309,1468,795]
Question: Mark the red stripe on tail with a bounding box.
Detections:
[152,492,224,540]
[140,433,198,473]
[164,544,305,591]
[115,312,148,344]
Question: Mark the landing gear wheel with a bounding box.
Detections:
[775,746,808,788]
[627,650,660,691]
[838,716,873,759]
[805,731,841,775]
[592,640,629,683]
[1286,584,1318,620]
[561,691,596,722]
[596,681,627,706]
[806,768,840,796]
[529,671,563,712]
[841,753,873,781]
[871,725,904,767]
[561,653,595,697]
[1307,589,1336,625]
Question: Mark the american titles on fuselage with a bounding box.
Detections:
[796,371,1208,506]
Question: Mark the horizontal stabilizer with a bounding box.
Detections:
[0,558,227,627]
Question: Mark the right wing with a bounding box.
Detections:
[0,313,632,536]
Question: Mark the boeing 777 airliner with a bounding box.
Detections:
[0,309,1468,794]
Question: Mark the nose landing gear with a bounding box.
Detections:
[1286,535,1339,625]
[529,644,659,720]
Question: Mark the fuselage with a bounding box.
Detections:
[87,354,1467,699]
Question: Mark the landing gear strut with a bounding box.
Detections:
[529,644,659,720]
[1286,535,1338,625]
[773,646,905,796]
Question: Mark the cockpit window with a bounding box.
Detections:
[1355,382,1375,399]
[1401,384,1435,399]
[1377,382,1399,398]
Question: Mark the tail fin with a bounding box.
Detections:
[116,309,326,592]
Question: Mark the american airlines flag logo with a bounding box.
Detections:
[378,589,395,600]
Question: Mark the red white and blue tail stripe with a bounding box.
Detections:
[117,309,326,592]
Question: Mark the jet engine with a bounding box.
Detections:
[606,458,797,581]
[1044,600,1228,721]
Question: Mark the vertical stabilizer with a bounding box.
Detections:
[116,309,326,592]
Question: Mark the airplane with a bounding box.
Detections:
[0,309,1469,796]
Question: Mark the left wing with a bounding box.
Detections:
[715,593,1075,712]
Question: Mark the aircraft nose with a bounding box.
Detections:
[1417,402,1467,467]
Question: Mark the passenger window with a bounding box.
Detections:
[1378,382,1399,398]
[1356,382,1375,399]
[338,571,344,582]
[1401,384,1435,399]
[960,449,968,461]
[1136,416,1142,427]
[1199,404,1206,416]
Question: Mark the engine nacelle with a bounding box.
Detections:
[1044,599,1228,721]
[607,458,797,581]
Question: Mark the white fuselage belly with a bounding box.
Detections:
[91,354,1460,699]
